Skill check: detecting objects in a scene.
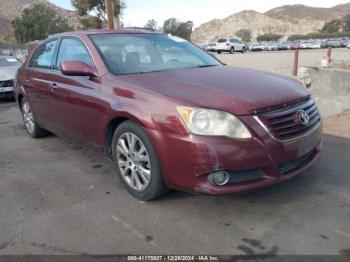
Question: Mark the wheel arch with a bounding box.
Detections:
[17,93,24,108]
[105,113,147,159]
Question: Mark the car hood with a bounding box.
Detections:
[119,65,309,115]
[0,66,19,81]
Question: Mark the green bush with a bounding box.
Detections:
[288,32,350,41]
[257,34,283,42]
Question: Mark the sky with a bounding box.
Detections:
[49,0,349,27]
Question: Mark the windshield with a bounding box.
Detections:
[217,39,227,43]
[90,33,221,75]
[0,57,21,67]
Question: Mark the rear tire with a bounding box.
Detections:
[230,47,235,54]
[112,121,168,200]
[20,98,50,138]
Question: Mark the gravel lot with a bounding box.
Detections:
[216,48,350,76]
[0,49,350,255]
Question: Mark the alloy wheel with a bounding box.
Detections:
[116,132,151,191]
[22,101,34,133]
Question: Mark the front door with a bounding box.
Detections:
[49,37,103,150]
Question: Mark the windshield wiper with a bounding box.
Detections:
[196,64,219,68]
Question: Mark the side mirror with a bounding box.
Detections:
[61,60,97,77]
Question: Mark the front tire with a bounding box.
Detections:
[112,121,168,200]
[20,98,49,138]
[230,47,235,54]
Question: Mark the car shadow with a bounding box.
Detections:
[0,97,16,104]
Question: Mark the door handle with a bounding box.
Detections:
[50,82,58,89]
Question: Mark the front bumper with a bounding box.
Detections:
[0,80,14,97]
[0,89,14,98]
[216,46,230,51]
[146,115,323,195]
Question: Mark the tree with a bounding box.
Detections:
[343,14,350,32]
[287,32,350,41]
[79,16,103,29]
[257,34,283,42]
[175,21,194,40]
[236,29,252,43]
[72,0,126,28]
[12,4,72,43]
[144,19,158,32]
[321,19,343,33]
[288,34,307,41]
[163,18,194,40]
[163,18,180,35]
[72,0,105,18]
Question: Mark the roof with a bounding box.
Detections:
[49,28,162,39]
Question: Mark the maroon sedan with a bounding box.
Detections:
[15,30,322,200]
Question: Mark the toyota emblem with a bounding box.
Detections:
[297,110,310,126]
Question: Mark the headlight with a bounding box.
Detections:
[176,106,251,139]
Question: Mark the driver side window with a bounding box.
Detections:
[55,38,93,70]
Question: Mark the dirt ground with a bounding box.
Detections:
[216,48,350,76]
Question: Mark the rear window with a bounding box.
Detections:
[0,57,21,67]
[217,39,227,43]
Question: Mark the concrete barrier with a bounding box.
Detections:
[298,66,350,117]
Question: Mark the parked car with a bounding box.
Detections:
[300,41,313,49]
[290,42,302,50]
[0,56,22,99]
[205,43,216,52]
[277,42,289,51]
[16,30,323,200]
[322,39,342,48]
[340,38,349,48]
[266,42,278,51]
[250,43,265,51]
[216,38,247,54]
[347,42,350,49]
[310,41,322,49]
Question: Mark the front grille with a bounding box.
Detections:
[228,169,264,184]
[279,149,315,175]
[258,98,321,140]
[0,80,14,88]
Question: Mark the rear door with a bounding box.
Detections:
[24,39,59,128]
[233,39,244,51]
[49,37,102,150]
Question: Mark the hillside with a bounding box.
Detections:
[192,3,350,43]
[265,4,350,22]
[0,0,79,42]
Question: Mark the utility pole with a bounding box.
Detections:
[105,0,115,29]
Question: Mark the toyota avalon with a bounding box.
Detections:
[15,30,322,200]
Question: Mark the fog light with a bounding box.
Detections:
[211,171,230,186]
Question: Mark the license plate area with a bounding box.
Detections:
[283,123,322,158]
[0,86,13,92]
